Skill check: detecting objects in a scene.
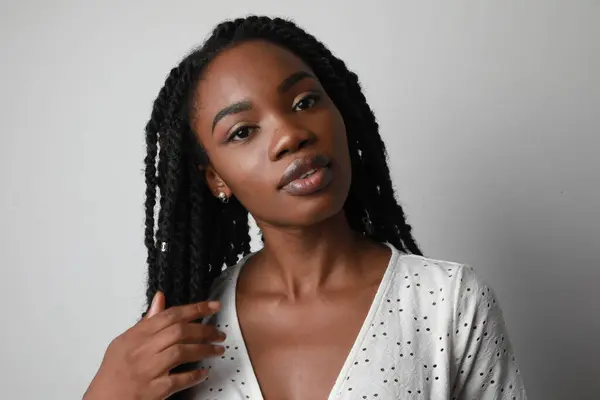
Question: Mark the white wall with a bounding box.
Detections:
[1,1,598,398]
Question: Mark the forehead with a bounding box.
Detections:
[192,41,314,113]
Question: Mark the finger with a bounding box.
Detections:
[140,291,166,322]
[146,301,221,334]
[148,323,226,354]
[146,291,166,319]
[154,368,209,399]
[182,325,226,344]
[153,343,225,377]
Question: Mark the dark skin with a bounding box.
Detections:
[82,40,393,400]
[192,40,392,400]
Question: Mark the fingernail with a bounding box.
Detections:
[208,301,220,310]
[198,369,209,382]
[214,345,225,354]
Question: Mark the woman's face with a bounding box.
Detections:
[190,40,352,228]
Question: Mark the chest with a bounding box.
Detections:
[237,289,377,400]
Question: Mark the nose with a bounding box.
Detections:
[268,119,316,161]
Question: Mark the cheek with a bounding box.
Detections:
[214,143,274,207]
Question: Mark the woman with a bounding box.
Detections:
[84,16,527,400]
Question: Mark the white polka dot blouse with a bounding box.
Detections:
[187,242,527,399]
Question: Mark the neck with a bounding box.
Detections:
[251,211,374,299]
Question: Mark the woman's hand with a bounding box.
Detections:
[83,292,225,400]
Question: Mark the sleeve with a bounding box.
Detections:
[450,264,528,400]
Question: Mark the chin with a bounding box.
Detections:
[282,188,349,227]
[250,171,352,229]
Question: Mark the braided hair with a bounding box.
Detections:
[142,15,422,317]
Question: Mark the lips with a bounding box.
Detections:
[277,154,332,191]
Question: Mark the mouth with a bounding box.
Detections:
[277,154,333,196]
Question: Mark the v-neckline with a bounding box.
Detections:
[225,242,400,400]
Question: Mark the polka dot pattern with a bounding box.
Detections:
[187,243,527,399]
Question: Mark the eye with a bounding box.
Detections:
[293,93,321,111]
[227,125,257,142]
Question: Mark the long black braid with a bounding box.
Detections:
[142,15,423,317]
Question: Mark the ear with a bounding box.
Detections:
[201,164,231,200]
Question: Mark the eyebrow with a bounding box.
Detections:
[212,100,252,132]
[277,71,316,94]
[211,71,316,133]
